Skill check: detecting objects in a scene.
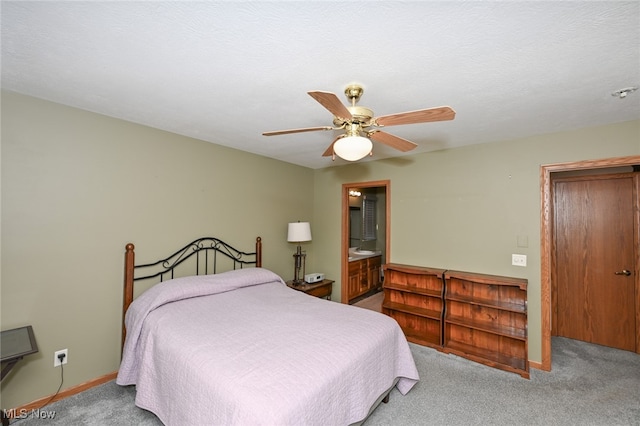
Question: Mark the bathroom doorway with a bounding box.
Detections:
[341,180,390,304]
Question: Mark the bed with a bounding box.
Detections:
[116,236,419,425]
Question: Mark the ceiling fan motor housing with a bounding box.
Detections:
[334,106,374,127]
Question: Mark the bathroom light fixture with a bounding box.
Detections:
[287,221,312,285]
[349,190,361,197]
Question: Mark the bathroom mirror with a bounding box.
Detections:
[349,206,362,247]
[349,192,377,247]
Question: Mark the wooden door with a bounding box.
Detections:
[553,173,637,351]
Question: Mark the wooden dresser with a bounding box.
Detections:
[382,263,446,349]
[382,263,529,378]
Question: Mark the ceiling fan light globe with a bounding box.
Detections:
[333,136,372,161]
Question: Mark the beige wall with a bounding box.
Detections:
[312,119,640,364]
[0,92,314,408]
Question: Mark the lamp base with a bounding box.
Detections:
[292,245,306,286]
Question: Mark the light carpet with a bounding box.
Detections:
[11,337,640,425]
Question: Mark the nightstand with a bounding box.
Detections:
[286,279,334,300]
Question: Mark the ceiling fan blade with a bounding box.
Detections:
[375,106,456,127]
[322,135,344,157]
[308,91,353,120]
[262,126,333,136]
[368,130,418,152]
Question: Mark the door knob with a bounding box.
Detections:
[614,269,632,276]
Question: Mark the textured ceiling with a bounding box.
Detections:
[2,1,639,169]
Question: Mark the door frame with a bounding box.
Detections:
[341,180,391,304]
[540,155,640,371]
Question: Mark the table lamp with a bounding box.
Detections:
[287,221,312,285]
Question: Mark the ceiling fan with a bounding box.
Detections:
[262,84,456,161]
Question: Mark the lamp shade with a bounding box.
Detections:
[287,222,312,242]
[333,136,373,161]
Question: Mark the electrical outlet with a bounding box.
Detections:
[54,349,68,367]
[512,254,527,267]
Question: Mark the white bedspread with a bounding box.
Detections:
[117,268,419,426]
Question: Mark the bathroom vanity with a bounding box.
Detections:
[347,248,382,303]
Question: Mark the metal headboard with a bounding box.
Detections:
[132,237,261,282]
[122,236,262,351]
